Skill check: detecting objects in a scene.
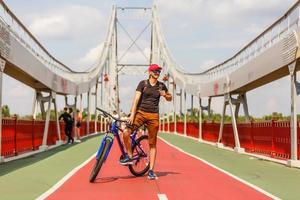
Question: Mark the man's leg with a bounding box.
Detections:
[69,126,74,143]
[123,128,133,157]
[149,145,157,170]
[146,113,159,179]
[120,111,145,165]
[65,126,70,143]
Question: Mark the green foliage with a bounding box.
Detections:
[82,111,87,120]
[2,105,10,117]
[262,112,289,121]
[36,110,60,120]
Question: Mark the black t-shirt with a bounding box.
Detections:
[59,112,73,126]
[136,80,168,113]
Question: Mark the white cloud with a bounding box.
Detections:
[29,15,69,38]
[28,5,104,40]
[78,43,104,66]
[233,0,293,11]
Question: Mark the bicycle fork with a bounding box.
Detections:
[96,134,114,160]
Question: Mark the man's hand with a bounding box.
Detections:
[128,114,135,125]
[159,89,166,97]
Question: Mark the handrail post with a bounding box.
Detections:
[14,115,17,156]
[287,62,300,167]
[0,58,5,162]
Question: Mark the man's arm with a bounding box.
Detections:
[59,113,63,121]
[128,91,142,124]
[159,83,172,101]
[160,91,172,101]
[164,92,172,101]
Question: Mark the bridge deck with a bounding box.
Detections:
[0,133,300,199]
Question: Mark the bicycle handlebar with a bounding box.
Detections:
[96,107,133,129]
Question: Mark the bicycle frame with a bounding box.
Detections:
[96,121,147,161]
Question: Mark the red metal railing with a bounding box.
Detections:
[202,122,219,142]
[1,119,102,158]
[176,122,184,134]
[162,121,300,160]
[3,117,299,161]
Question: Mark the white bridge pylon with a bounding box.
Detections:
[1,2,300,166]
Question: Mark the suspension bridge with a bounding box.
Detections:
[1,1,300,199]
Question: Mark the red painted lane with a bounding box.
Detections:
[47,139,271,200]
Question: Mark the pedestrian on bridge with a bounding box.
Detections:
[120,64,172,180]
[75,109,82,143]
[59,107,74,144]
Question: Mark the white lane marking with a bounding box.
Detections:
[157,193,168,200]
[158,136,281,200]
[36,153,96,200]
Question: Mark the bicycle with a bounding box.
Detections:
[89,108,150,183]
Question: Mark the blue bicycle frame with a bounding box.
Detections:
[96,121,147,162]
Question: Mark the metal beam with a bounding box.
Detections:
[40,92,52,150]
[53,92,62,144]
[0,58,5,162]
[116,7,151,10]
[287,62,300,167]
[198,96,203,142]
[117,64,149,67]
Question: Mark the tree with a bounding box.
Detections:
[2,105,10,117]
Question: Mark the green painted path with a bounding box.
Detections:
[0,134,104,200]
[159,133,300,200]
[1,132,300,200]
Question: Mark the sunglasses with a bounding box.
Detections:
[152,70,161,74]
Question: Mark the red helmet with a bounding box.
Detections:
[148,64,162,71]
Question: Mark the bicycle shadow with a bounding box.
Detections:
[94,171,180,184]
[94,175,136,183]
[156,171,180,177]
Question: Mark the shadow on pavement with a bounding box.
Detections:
[94,171,180,184]
[0,134,101,177]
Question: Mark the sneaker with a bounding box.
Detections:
[75,139,82,143]
[119,156,133,166]
[147,170,158,180]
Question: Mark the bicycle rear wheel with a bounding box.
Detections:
[89,137,112,183]
[129,135,150,176]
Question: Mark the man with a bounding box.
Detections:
[120,64,172,180]
[59,107,74,144]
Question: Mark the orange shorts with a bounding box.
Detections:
[130,110,159,146]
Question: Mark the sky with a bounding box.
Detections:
[1,0,298,117]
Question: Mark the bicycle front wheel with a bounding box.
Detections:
[89,137,112,183]
[129,135,150,176]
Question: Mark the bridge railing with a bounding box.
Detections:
[0,2,116,84]
[1,118,103,158]
[162,121,299,160]
[153,2,300,83]
[0,2,73,73]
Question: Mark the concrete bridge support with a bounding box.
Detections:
[87,89,91,134]
[287,61,300,167]
[94,82,99,133]
[217,93,246,153]
[172,82,177,133]
[0,57,5,162]
[198,97,211,142]
[183,90,187,136]
[36,91,63,150]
